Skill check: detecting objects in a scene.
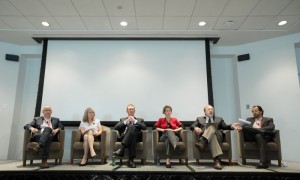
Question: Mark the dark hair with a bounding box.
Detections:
[252,105,264,115]
[163,105,172,114]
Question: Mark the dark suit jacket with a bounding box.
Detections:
[24,116,64,141]
[190,116,233,133]
[114,117,147,139]
[246,117,275,134]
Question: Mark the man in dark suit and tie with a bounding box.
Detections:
[237,105,275,169]
[190,105,239,170]
[24,105,64,169]
[113,104,147,168]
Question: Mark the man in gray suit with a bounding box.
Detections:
[24,105,64,169]
[237,105,275,169]
[113,104,147,168]
[190,105,239,170]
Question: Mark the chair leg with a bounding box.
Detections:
[120,159,122,165]
[196,159,199,165]
[23,160,26,167]
[185,159,188,165]
[141,159,146,165]
[71,158,74,164]
[278,160,281,167]
[55,159,58,164]
[101,158,106,165]
[59,158,62,165]
[242,158,246,165]
[154,159,157,165]
[30,160,33,165]
[228,159,232,165]
[179,159,182,163]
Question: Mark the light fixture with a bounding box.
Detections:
[42,21,50,27]
[198,21,206,26]
[278,20,287,26]
[120,21,128,27]
[224,21,235,27]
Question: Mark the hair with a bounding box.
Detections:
[252,105,264,115]
[126,104,135,111]
[83,107,95,122]
[203,104,213,112]
[163,105,172,114]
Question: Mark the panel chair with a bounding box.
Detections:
[23,129,65,167]
[192,130,232,165]
[70,125,110,165]
[237,129,282,166]
[111,129,148,165]
[152,129,188,165]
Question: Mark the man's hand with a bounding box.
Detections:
[194,127,203,135]
[52,128,59,135]
[30,127,38,133]
[231,123,241,130]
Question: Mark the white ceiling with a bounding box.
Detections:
[0,0,300,46]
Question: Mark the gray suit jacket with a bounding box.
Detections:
[190,116,233,133]
[246,117,275,133]
[24,116,64,141]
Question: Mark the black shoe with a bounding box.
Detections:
[166,163,171,168]
[127,161,136,168]
[113,149,124,157]
[256,162,269,169]
[79,159,88,166]
[91,154,98,161]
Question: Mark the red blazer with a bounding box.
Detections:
[154,118,182,130]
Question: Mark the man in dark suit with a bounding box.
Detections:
[237,105,275,169]
[113,104,147,168]
[190,105,239,170]
[24,105,64,169]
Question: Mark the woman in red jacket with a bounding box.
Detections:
[154,105,183,168]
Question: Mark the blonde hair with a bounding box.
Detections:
[83,107,95,122]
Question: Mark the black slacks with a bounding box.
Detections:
[33,127,53,160]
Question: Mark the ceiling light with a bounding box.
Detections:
[198,21,206,26]
[224,21,235,27]
[278,20,287,26]
[120,21,128,27]
[42,21,50,27]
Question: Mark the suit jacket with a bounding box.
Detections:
[246,117,275,134]
[24,116,64,141]
[190,116,233,133]
[114,117,147,138]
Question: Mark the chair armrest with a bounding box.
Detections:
[180,130,187,144]
[100,125,111,158]
[23,130,32,151]
[223,130,231,144]
[273,129,282,160]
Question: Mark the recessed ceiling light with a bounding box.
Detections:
[224,21,235,27]
[198,21,206,26]
[278,20,287,26]
[42,21,50,27]
[120,21,128,27]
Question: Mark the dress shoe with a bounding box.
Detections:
[40,160,49,169]
[79,162,87,166]
[127,161,136,168]
[256,162,269,169]
[166,163,172,168]
[91,154,98,161]
[113,149,124,157]
[213,160,222,170]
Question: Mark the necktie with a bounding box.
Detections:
[208,118,212,123]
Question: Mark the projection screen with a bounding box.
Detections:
[42,40,208,122]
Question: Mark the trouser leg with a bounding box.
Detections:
[255,134,267,163]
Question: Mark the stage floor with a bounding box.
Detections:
[1,159,299,173]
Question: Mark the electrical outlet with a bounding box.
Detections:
[246,104,250,109]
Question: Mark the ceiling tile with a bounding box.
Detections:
[265,15,300,30]
[82,17,112,30]
[163,17,191,30]
[188,16,218,30]
[55,17,86,30]
[109,17,137,30]
[0,16,36,29]
[0,0,21,16]
[103,0,135,17]
[135,0,165,16]
[213,16,245,30]
[27,16,61,30]
[72,0,107,16]
[280,0,300,16]
[165,0,196,16]
[239,16,274,30]
[9,0,51,16]
[40,0,78,16]
[222,0,259,16]
[250,0,291,16]
[193,0,228,16]
[137,17,163,30]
